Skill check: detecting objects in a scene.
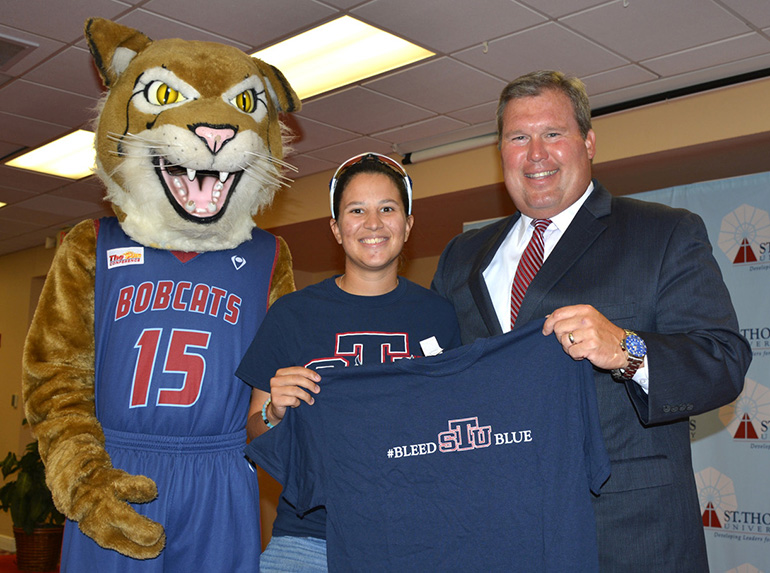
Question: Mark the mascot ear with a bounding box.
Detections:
[85,18,152,88]
[254,58,302,114]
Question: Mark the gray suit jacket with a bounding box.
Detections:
[433,181,751,571]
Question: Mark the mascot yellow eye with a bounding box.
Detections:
[146,81,186,106]
[232,89,257,113]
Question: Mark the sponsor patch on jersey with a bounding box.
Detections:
[107,246,145,269]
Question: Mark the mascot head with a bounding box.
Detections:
[85,18,301,252]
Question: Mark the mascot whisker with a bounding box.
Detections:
[22,17,300,571]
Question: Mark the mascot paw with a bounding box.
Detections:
[72,468,166,559]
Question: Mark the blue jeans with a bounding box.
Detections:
[260,536,327,572]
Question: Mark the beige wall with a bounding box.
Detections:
[2,76,770,542]
[0,245,55,540]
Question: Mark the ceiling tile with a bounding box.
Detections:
[2,0,131,43]
[0,80,96,126]
[0,204,67,227]
[562,0,751,61]
[285,154,338,179]
[448,103,499,126]
[286,115,358,154]
[50,177,107,204]
[589,53,770,109]
[0,165,70,193]
[365,58,507,114]
[0,185,34,205]
[15,194,103,218]
[517,0,609,18]
[0,112,72,148]
[375,116,469,145]
[455,22,627,80]
[0,141,21,159]
[306,138,395,163]
[353,0,545,53]
[23,46,104,98]
[720,0,770,28]
[0,232,50,253]
[299,87,434,134]
[642,33,770,77]
[141,0,335,47]
[114,9,252,50]
[0,24,65,77]
[583,65,658,98]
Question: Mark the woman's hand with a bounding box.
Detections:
[269,366,322,421]
[246,367,321,440]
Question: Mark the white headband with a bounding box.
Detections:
[328,152,413,218]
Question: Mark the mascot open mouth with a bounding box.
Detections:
[156,156,241,224]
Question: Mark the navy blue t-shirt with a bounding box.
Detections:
[246,319,610,572]
[236,276,462,538]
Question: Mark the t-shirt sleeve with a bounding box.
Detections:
[235,300,291,392]
[439,310,463,352]
[244,405,326,515]
[422,289,463,353]
[578,361,611,495]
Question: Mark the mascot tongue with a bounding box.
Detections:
[160,157,234,217]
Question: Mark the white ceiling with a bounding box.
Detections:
[1,0,769,256]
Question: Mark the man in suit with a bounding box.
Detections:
[432,70,752,571]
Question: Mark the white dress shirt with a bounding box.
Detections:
[483,182,649,393]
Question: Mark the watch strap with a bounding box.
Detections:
[612,329,645,381]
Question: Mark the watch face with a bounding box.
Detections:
[625,334,647,358]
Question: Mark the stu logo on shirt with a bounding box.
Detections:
[387,416,533,459]
[306,332,411,370]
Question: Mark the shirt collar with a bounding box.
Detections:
[518,180,594,234]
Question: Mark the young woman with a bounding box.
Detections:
[236,152,461,571]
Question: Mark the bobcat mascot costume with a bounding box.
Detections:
[22,18,300,571]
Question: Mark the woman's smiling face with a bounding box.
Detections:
[330,172,414,277]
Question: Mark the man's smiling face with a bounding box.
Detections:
[499,88,596,219]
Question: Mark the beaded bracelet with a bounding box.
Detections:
[261,396,275,429]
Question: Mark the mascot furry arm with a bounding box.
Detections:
[22,18,299,559]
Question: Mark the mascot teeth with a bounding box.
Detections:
[158,157,239,221]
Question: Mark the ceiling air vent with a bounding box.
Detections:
[0,33,38,71]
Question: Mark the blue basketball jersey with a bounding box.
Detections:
[94,217,277,435]
[60,218,279,572]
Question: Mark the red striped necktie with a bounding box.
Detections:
[510,218,551,328]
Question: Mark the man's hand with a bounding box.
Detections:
[542,304,628,370]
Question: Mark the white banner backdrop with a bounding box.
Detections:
[636,172,770,573]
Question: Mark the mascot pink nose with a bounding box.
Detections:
[194,125,236,153]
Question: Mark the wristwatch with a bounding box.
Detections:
[611,329,647,381]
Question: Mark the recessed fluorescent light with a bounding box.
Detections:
[254,16,434,100]
[0,201,6,209]
[5,130,95,179]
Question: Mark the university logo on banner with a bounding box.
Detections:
[718,204,770,268]
[718,378,770,445]
[696,466,770,558]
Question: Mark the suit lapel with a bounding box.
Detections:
[469,215,519,337]
[514,182,612,328]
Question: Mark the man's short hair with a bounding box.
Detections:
[496,70,592,145]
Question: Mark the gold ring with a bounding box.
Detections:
[568,332,575,344]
